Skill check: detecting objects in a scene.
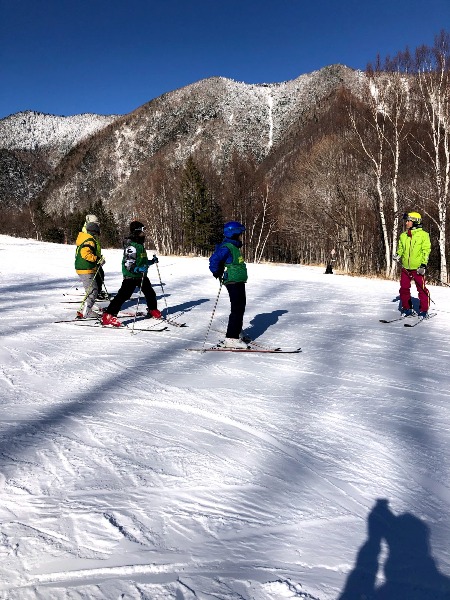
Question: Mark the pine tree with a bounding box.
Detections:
[181,157,223,255]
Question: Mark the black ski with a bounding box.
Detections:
[379,315,410,324]
[404,313,437,327]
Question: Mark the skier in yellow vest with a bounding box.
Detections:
[82,214,109,300]
[74,221,105,318]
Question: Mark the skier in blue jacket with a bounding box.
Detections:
[209,221,249,349]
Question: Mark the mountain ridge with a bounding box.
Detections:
[0,64,363,216]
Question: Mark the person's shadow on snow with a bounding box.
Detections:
[393,295,420,314]
[243,310,288,340]
[338,498,450,600]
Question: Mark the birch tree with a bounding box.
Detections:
[413,31,450,281]
[349,58,411,278]
[246,184,278,263]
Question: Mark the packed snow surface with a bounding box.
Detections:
[1,235,450,599]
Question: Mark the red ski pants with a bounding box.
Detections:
[399,269,430,312]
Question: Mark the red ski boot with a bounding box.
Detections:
[101,312,122,327]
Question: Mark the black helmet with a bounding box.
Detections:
[129,221,145,233]
[86,222,100,235]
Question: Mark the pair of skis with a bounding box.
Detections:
[186,345,302,354]
[186,333,301,354]
[55,310,186,331]
[380,313,436,327]
[55,316,168,333]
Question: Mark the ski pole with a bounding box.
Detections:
[102,280,110,298]
[153,255,168,317]
[98,269,110,298]
[131,273,146,335]
[201,280,223,351]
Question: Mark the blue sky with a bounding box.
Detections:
[0,0,448,119]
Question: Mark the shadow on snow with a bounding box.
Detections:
[338,498,450,600]
[242,310,289,340]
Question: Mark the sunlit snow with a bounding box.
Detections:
[1,235,450,599]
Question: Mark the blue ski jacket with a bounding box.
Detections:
[209,237,247,284]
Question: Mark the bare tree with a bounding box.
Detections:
[246,184,278,263]
[412,31,450,281]
[349,58,412,278]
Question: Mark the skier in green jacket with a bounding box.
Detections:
[102,221,161,327]
[394,211,431,317]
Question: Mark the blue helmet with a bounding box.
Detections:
[223,221,245,238]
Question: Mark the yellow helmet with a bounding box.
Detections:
[403,211,422,224]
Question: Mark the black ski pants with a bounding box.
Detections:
[105,276,157,316]
[225,282,246,339]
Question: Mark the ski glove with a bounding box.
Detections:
[134,265,148,274]
[148,255,159,265]
[98,256,106,266]
[393,254,401,262]
[417,264,426,275]
[213,268,224,280]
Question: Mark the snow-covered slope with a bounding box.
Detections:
[2,235,450,599]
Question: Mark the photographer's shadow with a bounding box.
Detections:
[338,499,450,599]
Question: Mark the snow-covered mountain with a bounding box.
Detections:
[40,65,363,215]
[0,65,363,213]
[0,111,119,207]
